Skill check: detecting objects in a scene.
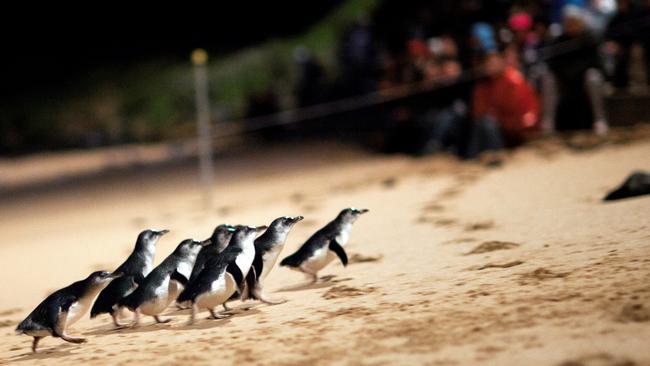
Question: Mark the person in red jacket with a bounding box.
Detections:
[467,50,540,161]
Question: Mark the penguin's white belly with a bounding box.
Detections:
[301,227,352,273]
[168,280,184,304]
[236,247,255,277]
[24,329,51,337]
[140,278,171,315]
[260,246,282,281]
[176,260,193,280]
[301,247,331,273]
[66,295,95,327]
[196,273,237,309]
[336,225,352,246]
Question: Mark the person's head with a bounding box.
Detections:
[616,0,631,13]
[423,58,442,81]
[440,57,462,80]
[563,5,588,36]
[509,11,533,44]
[482,51,506,77]
[471,22,497,52]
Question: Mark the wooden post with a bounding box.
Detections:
[192,49,214,209]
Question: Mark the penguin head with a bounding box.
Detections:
[175,239,206,257]
[338,208,369,223]
[232,225,267,242]
[211,224,236,251]
[269,216,304,234]
[87,271,122,287]
[136,229,170,249]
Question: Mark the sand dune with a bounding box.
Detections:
[1,130,649,365]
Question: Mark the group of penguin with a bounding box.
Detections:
[15,207,369,353]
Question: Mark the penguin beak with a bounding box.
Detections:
[156,229,170,236]
[255,225,268,233]
[200,239,212,247]
[356,208,369,214]
[109,272,124,279]
[291,216,304,223]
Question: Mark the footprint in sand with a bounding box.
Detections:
[421,202,446,212]
[348,253,383,264]
[0,319,15,327]
[444,237,478,245]
[518,267,571,285]
[322,285,376,300]
[464,241,520,255]
[415,216,458,227]
[617,303,650,323]
[471,261,525,271]
[464,220,495,232]
[381,177,398,189]
[557,353,636,366]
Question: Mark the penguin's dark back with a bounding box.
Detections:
[115,250,150,275]
[179,245,241,302]
[17,279,88,331]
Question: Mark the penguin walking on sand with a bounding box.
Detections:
[16,271,121,353]
[177,225,265,324]
[91,229,169,327]
[189,224,236,283]
[280,208,368,282]
[118,238,208,326]
[244,216,303,304]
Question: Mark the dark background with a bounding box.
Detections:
[1,2,344,99]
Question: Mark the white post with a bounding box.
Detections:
[192,49,214,209]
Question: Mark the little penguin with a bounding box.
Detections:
[244,216,303,304]
[177,225,265,324]
[603,170,650,201]
[118,238,208,326]
[16,271,121,353]
[91,229,169,327]
[189,224,236,283]
[280,208,368,282]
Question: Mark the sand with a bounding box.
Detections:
[1,130,649,365]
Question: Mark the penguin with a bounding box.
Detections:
[189,224,236,283]
[603,170,650,201]
[16,271,121,353]
[280,208,368,282]
[118,238,208,326]
[177,225,266,324]
[91,229,169,327]
[244,216,303,304]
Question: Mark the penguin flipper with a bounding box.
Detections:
[226,264,245,296]
[328,239,348,267]
[171,271,189,286]
[91,276,136,317]
[48,295,75,337]
[244,266,258,301]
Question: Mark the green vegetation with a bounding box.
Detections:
[1,0,379,152]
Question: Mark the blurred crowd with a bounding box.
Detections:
[249,0,650,162]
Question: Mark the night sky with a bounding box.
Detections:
[1,2,343,98]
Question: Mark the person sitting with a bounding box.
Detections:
[467,50,540,163]
[543,5,609,135]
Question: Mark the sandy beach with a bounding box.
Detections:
[1,128,649,365]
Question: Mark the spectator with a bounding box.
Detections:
[543,5,609,135]
[604,0,638,90]
[293,46,326,108]
[468,51,540,161]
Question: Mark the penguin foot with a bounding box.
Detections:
[260,296,288,305]
[209,309,232,319]
[112,313,129,328]
[154,316,172,324]
[31,337,42,353]
[61,335,86,344]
